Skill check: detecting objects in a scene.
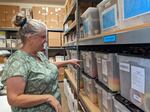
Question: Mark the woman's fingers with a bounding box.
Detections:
[57,104,62,112]
[55,103,61,112]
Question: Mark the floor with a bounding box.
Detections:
[59,82,70,112]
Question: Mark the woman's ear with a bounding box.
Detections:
[25,33,32,40]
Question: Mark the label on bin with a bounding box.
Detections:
[103,35,117,43]
[86,57,90,68]
[131,66,145,94]
[102,59,108,76]
[119,63,130,72]
[133,94,142,103]
[97,58,101,63]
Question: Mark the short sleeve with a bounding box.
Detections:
[1,58,29,85]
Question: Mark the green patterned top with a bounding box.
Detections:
[1,50,61,112]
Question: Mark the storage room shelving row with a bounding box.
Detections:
[63,0,150,112]
[0,28,65,57]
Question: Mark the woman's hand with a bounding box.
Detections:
[68,59,82,68]
[47,95,62,112]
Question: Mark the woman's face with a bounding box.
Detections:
[30,31,46,52]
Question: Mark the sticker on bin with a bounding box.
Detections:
[103,35,117,43]
[133,94,142,103]
[102,59,108,76]
[97,58,101,63]
[131,66,145,94]
[101,5,117,30]
[86,56,90,68]
[119,62,130,72]
[123,0,150,19]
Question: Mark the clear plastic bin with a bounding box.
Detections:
[97,0,119,32]
[70,50,78,59]
[95,81,102,111]
[113,94,144,112]
[81,7,100,37]
[95,52,120,91]
[95,80,115,112]
[73,69,84,89]
[82,74,98,104]
[66,50,71,59]
[84,51,97,78]
[80,51,86,71]
[118,55,150,111]
[113,97,131,112]
[118,0,150,29]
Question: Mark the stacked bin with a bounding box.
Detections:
[113,94,143,112]
[95,52,120,91]
[82,74,98,104]
[97,0,119,32]
[66,49,71,60]
[70,50,78,59]
[80,51,86,72]
[118,55,150,111]
[73,68,84,89]
[118,0,150,29]
[81,7,100,37]
[113,97,131,112]
[95,80,116,112]
[84,51,97,78]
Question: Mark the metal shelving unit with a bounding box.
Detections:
[63,0,103,112]
[0,28,19,55]
[64,21,76,36]
[64,26,150,46]
[46,29,65,57]
[63,3,76,24]
[63,0,150,112]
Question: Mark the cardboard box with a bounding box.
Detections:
[5,6,19,15]
[0,5,6,14]
[48,32,61,47]
[0,5,19,28]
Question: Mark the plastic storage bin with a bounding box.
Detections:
[118,55,150,111]
[144,94,150,112]
[66,50,71,59]
[81,7,100,37]
[95,52,120,91]
[80,51,86,71]
[113,94,144,112]
[95,52,102,81]
[85,51,97,78]
[97,0,119,32]
[82,74,98,104]
[118,0,150,29]
[95,80,115,112]
[70,50,78,59]
[94,81,102,111]
[113,97,131,112]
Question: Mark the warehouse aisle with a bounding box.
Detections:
[59,82,69,112]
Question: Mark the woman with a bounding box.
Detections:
[1,13,80,112]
